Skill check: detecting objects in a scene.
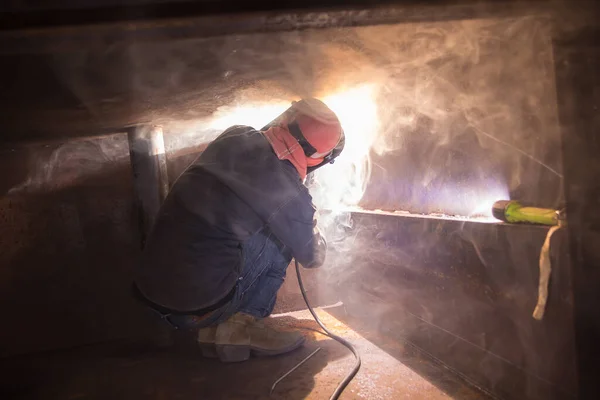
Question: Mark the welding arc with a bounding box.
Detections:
[295,260,361,400]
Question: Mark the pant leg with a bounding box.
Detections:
[237,230,291,318]
[162,229,290,329]
[186,228,290,323]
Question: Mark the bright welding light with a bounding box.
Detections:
[312,85,379,211]
[203,86,380,213]
[469,185,510,219]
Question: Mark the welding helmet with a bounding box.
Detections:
[262,98,345,173]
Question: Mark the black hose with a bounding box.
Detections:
[295,260,361,400]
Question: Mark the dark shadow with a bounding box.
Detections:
[0,157,149,358]
[0,140,204,359]
[0,315,343,400]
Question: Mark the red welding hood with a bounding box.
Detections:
[262,98,345,173]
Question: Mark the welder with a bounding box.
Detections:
[133,98,345,362]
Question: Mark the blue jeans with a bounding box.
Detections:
[164,230,292,330]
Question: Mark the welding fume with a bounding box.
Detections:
[132,98,358,396]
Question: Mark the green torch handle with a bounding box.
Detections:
[505,203,558,226]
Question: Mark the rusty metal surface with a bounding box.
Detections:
[0,309,489,400]
[318,211,577,400]
[1,3,592,145]
[0,1,555,52]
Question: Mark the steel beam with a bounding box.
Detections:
[127,125,169,247]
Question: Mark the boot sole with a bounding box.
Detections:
[215,337,306,363]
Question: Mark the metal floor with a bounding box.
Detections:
[1,309,491,400]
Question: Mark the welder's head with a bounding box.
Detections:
[264,98,345,174]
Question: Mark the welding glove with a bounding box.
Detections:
[307,225,327,269]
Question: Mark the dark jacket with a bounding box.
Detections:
[134,125,325,312]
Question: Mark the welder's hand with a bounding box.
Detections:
[305,226,327,269]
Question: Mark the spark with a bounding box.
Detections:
[468,185,510,220]
[312,85,379,211]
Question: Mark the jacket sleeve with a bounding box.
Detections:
[267,193,327,269]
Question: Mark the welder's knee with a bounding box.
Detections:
[259,234,292,277]
[265,257,291,281]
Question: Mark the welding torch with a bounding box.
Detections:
[491,200,563,226]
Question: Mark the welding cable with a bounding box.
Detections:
[270,347,321,395]
[295,260,361,400]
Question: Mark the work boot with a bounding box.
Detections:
[197,325,218,358]
[215,312,305,362]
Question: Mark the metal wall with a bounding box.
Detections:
[321,212,576,399]
[0,1,598,398]
[0,136,158,357]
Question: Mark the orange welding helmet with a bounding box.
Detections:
[264,98,345,174]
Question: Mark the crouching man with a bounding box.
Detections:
[134,98,344,362]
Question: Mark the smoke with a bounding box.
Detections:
[9,15,564,282]
[7,135,129,195]
[4,10,576,394]
[353,16,560,211]
[158,16,560,221]
[38,14,563,221]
